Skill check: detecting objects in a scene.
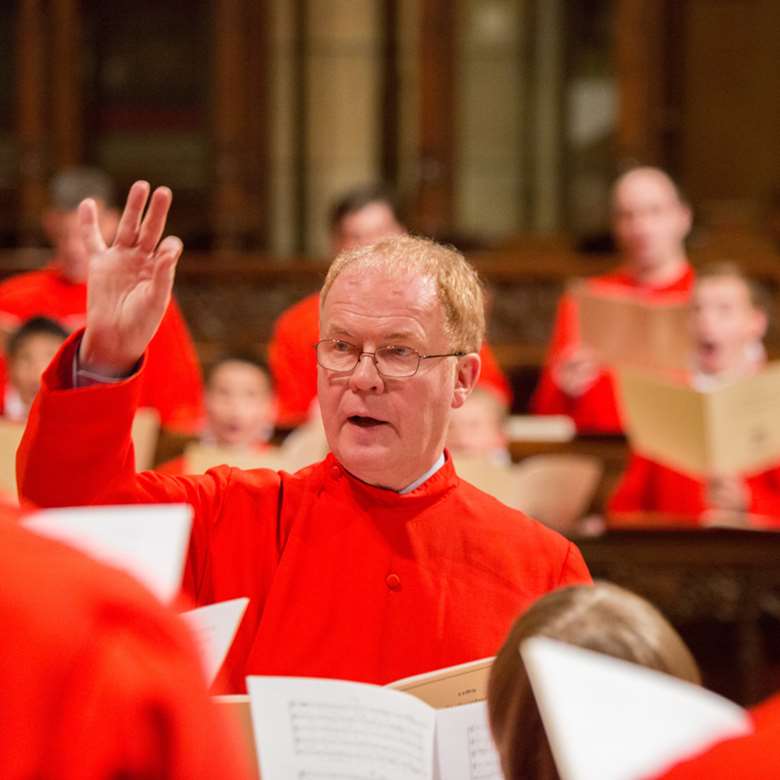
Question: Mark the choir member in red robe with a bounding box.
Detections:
[18,182,590,693]
[0,167,203,432]
[269,184,512,428]
[157,354,275,474]
[0,502,251,779]
[609,263,780,527]
[653,691,780,779]
[532,167,694,433]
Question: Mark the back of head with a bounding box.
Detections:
[321,235,486,353]
[49,167,115,211]
[488,582,700,780]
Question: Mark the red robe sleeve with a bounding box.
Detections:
[268,292,320,428]
[139,298,204,433]
[531,292,622,433]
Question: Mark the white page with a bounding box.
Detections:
[434,701,501,780]
[247,676,436,780]
[181,597,249,685]
[521,637,751,780]
[24,503,192,603]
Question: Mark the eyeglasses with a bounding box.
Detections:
[314,339,466,378]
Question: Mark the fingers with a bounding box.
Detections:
[138,186,173,254]
[79,199,107,256]
[114,180,151,248]
[148,236,183,310]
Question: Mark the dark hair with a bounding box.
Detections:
[328,184,401,232]
[7,317,69,358]
[49,167,116,211]
[488,582,700,780]
[205,353,272,388]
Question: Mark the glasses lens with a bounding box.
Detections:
[375,345,420,377]
[318,340,359,371]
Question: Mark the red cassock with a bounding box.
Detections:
[608,453,780,527]
[0,505,251,779]
[0,264,204,432]
[269,291,514,428]
[531,266,695,433]
[19,333,591,693]
[653,692,780,779]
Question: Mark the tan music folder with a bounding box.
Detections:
[183,443,289,474]
[617,363,780,476]
[573,282,690,373]
[131,407,161,471]
[0,419,24,499]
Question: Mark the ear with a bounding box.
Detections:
[451,352,481,410]
[751,309,768,342]
[678,202,693,239]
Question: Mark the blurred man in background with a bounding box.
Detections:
[533,167,694,433]
[0,167,204,432]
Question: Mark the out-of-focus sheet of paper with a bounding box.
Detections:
[387,657,494,709]
[574,282,690,372]
[181,597,249,685]
[23,503,192,603]
[433,701,502,780]
[521,637,751,780]
[247,676,436,780]
[618,363,780,475]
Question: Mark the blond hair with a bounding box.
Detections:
[320,235,486,353]
[487,582,700,780]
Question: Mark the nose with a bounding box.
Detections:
[348,353,384,393]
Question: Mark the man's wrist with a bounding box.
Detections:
[73,337,140,387]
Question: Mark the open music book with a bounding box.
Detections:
[247,676,501,780]
[521,637,751,780]
[23,503,192,603]
[617,363,780,475]
[573,282,690,373]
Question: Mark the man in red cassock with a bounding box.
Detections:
[18,182,590,692]
[0,501,251,779]
[0,168,203,432]
[532,167,695,433]
[609,263,780,527]
[269,184,512,428]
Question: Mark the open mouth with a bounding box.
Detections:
[698,340,719,359]
[348,415,387,428]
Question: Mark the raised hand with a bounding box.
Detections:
[78,181,183,377]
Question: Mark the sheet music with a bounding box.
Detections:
[521,637,751,780]
[434,702,501,780]
[24,503,191,603]
[248,676,436,780]
[180,598,249,685]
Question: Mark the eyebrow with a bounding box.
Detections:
[323,326,421,345]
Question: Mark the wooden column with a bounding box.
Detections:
[50,0,83,168]
[614,0,668,166]
[16,0,47,243]
[380,0,400,188]
[416,0,456,237]
[213,0,247,250]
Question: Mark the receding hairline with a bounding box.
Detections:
[611,166,685,208]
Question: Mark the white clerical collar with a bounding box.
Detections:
[398,452,446,494]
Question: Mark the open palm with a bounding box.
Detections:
[79,181,183,376]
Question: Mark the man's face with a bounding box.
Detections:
[9,333,65,407]
[331,202,405,255]
[692,277,766,375]
[205,361,275,448]
[42,200,119,283]
[318,265,478,489]
[612,172,691,276]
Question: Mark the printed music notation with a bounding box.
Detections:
[290,699,428,777]
[466,723,501,780]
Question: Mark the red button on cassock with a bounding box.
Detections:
[386,573,401,591]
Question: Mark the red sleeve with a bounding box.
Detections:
[138,298,204,433]
[746,468,780,527]
[557,541,592,587]
[531,293,622,433]
[155,455,186,475]
[268,294,320,428]
[477,342,513,406]
[607,453,657,517]
[16,331,276,604]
